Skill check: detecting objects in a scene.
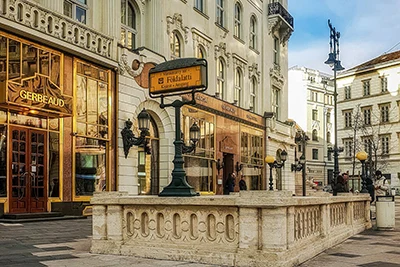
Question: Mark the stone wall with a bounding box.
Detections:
[91,191,371,267]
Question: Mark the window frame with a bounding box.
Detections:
[216,57,225,99]
[216,0,225,27]
[312,148,318,160]
[380,103,390,123]
[250,76,257,112]
[381,76,388,92]
[344,86,351,100]
[362,107,372,125]
[234,68,242,106]
[362,80,370,96]
[249,15,257,50]
[380,135,390,154]
[120,0,137,50]
[64,0,87,24]
[194,0,204,13]
[273,36,280,66]
[170,31,181,59]
[234,2,242,39]
[344,110,352,128]
[272,86,280,120]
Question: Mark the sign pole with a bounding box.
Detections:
[159,97,199,196]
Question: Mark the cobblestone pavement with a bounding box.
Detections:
[0,200,399,267]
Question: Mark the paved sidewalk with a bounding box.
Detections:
[0,200,399,267]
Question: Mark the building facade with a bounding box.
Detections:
[0,0,294,216]
[288,66,334,193]
[337,50,400,192]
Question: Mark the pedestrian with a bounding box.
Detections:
[342,172,350,192]
[366,177,375,203]
[224,173,236,195]
[374,170,389,196]
[239,175,247,190]
[333,175,346,196]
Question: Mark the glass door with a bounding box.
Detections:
[9,126,47,213]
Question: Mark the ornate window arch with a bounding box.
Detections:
[234,2,242,39]
[196,44,206,59]
[120,0,139,50]
[216,57,226,99]
[234,67,243,106]
[312,129,318,141]
[170,31,183,59]
[250,15,257,49]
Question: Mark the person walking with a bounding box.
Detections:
[224,173,236,195]
[333,175,346,196]
[366,177,375,203]
[239,175,247,190]
[374,170,389,196]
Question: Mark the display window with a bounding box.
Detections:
[240,126,264,190]
[73,61,111,199]
[182,107,216,193]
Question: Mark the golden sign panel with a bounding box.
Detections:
[150,65,202,94]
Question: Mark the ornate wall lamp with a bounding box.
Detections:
[356,151,368,193]
[182,122,200,154]
[265,150,287,190]
[121,108,151,158]
[235,162,244,174]
[216,158,224,174]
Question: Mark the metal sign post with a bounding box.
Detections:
[149,58,207,196]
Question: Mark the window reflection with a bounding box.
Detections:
[240,128,263,190]
[0,125,6,197]
[185,158,213,192]
[49,132,60,197]
[75,137,106,196]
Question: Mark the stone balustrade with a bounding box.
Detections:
[91,191,371,267]
[0,0,113,59]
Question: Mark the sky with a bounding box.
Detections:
[288,0,400,74]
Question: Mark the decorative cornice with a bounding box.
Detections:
[191,28,212,56]
[166,13,189,43]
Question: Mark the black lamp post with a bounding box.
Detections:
[356,151,368,193]
[121,108,151,158]
[265,150,287,190]
[292,154,306,196]
[325,19,344,185]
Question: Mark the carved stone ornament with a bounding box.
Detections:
[192,29,212,56]
[270,65,285,89]
[268,17,293,46]
[248,63,261,83]
[166,13,189,43]
[118,54,144,77]
[214,42,231,67]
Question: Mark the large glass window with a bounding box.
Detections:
[250,76,257,112]
[121,0,137,50]
[194,0,204,13]
[183,107,215,193]
[240,127,263,190]
[75,62,110,197]
[0,124,6,197]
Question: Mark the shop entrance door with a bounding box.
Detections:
[9,126,47,213]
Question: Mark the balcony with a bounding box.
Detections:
[268,2,294,44]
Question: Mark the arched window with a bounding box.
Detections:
[216,58,225,99]
[234,2,242,39]
[250,76,257,112]
[326,131,331,143]
[120,0,137,50]
[170,31,181,59]
[250,15,257,49]
[312,129,318,141]
[234,68,242,106]
[196,45,205,59]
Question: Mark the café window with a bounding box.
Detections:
[75,61,110,197]
[182,107,215,193]
[0,124,6,197]
[240,127,263,190]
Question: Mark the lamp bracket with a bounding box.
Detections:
[121,120,150,158]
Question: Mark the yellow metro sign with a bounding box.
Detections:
[149,58,207,98]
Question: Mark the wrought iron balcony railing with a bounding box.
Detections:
[268,2,294,29]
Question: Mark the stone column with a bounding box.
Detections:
[92,205,107,240]
[238,207,259,250]
[262,206,288,251]
[320,204,328,238]
[107,205,123,241]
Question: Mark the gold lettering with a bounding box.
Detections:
[31,92,38,102]
[19,90,27,99]
[18,90,64,107]
[37,94,42,102]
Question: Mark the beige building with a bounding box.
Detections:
[0,0,295,216]
[288,66,335,194]
[337,50,400,192]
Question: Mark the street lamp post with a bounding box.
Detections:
[325,19,344,186]
[356,151,368,193]
[265,150,287,190]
